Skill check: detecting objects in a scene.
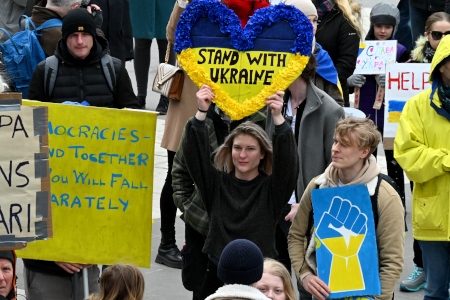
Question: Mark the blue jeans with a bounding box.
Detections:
[418,241,450,300]
[409,5,433,46]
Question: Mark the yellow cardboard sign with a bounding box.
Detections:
[193,48,293,101]
[17,101,156,267]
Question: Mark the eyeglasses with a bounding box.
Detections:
[428,31,450,41]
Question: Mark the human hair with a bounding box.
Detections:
[214,121,273,175]
[300,54,317,81]
[47,0,82,9]
[334,0,363,39]
[89,264,145,300]
[262,259,296,300]
[425,12,450,32]
[334,117,381,157]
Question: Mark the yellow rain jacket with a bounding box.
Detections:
[394,35,450,241]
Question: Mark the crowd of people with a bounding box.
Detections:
[1,0,450,299]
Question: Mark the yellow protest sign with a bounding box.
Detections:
[0,96,51,249]
[175,1,314,120]
[17,101,156,267]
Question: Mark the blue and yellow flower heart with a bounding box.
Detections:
[175,0,314,120]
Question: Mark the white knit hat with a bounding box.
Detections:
[281,0,318,17]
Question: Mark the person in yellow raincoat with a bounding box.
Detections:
[394,34,450,300]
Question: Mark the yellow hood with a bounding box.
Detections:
[429,35,450,83]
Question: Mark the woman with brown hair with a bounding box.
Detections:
[89,264,144,300]
[183,84,298,299]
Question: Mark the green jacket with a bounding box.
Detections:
[128,0,173,39]
[394,35,450,241]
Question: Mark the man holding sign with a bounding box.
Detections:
[289,117,404,300]
[23,8,139,300]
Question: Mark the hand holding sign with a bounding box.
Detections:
[316,196,367,292]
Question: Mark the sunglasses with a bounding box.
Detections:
[428,31,450,41]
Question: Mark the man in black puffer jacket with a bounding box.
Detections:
[24,8,138,300]
[27,8,139,109]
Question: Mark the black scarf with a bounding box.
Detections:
[422,41,436,63]
[437,78,450,114]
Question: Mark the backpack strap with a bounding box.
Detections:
[101,55,117,93]
[35,19,63,32]
[370,174,382,230]
[44,55,119,99]
[44,56,59,100]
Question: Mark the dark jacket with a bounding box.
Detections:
[91,0,134,61]
[315,7,360,106]
[409,0,445,12]
[28,6,63,57]
[27,34,139,108]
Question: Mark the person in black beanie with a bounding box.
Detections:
[24,8,138,300]
[205,239,270,300]
[27,8,138,108]
[0,250,16,300]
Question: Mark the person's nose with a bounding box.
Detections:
[332,143,338,152]
[76,34,83,44]
[239,149,246,158]
[266,289,274,299]
[0,271,5,282]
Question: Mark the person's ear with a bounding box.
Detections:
[360,147,370,159]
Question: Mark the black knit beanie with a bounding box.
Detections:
[217,239,264,285]
[62,8,97,40]
[0,251,14,266]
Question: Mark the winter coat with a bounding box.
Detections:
[129,0,173,39]
[0,0,31,42]
[358,3,410,130]
[410,0,445,12]
[394,35,450,242]
[411,36,434,63]
[161,1,198,152]
[265,80,344,198]
[315,6,360,105]
[27,35,139,108]
[91,0,134,61]
[205,285,270,300]
[288,156,405,300]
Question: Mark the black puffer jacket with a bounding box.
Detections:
[410,0,445,12]
[27,35,139,108]
[315,7,360,107]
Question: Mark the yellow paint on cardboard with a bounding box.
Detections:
[17,101,156,267]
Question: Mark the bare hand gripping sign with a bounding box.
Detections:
[0,96,50,248]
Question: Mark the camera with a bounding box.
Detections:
[80,0,91,8]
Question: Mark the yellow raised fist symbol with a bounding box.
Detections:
[316,196,368,292]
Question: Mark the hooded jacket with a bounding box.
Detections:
[411,36,434,63]
[394,34,450,242]
[358,3,409,129]
[205,285,270,300]
[288,156,404,300]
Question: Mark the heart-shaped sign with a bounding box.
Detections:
[175,0,314,120]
